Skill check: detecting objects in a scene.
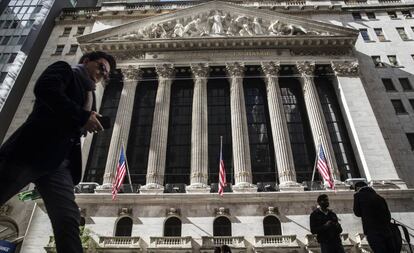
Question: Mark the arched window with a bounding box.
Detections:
[115,217,133,236]
[263,216,282,236]
[213,216,231,236]
[164,217,182,237]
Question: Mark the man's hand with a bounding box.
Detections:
[82,111,104,134]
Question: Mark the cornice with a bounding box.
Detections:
[80,36,356,55]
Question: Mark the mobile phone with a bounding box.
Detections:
[97,116,111,129]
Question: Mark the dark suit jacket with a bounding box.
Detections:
[0,61,92,185]
[353,187,392,235]
[310,208,343,243]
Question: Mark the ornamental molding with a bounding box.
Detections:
[331,61,359,76]
[121,65,143,81]
[261,61,281,76]
[190,63,210,78]
[77,1,358,53]
[296,61,316,76]
[156,64,175,78]
[226,62,245,77]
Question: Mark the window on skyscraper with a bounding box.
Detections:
[17,35,27,45]
[387,55,400,67]
[0,72,8,83]
[359,29,371,41]
[67,44,78,55]
[388,11,398,19]
[399,78,413,91]
[62,27,72,37]
[76,26,85,35]
[1,36,11,45]
[396,27,409,40]
[7,53,17,64]
[366,12,376,19]
[391,99,407,114]
[53,45,64,55]
[382,78,396,91]
[406,133,414,150]
[374,28,387,41]
[352,12,362,20]
[402,10,412,18]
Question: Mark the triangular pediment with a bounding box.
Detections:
[78,1,358,52]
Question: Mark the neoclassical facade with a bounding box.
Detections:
[2,1,414,252]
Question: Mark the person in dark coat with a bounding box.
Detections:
[353,181,397,253]
[0,51,115,253]
[310,194,345,253]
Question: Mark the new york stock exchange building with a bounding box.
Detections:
[3,0,414,252]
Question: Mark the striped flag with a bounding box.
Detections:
[112,146,127,200]
[317,144,335,189]
[218,139,227,196]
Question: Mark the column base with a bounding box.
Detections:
[94,183,112,193]
[279,181,304,192]
[186,183,211,193]
[232,182,258,193]
[139,183,164,194]
[370,179,407,190]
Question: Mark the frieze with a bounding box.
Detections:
[331,61,359,77]
[114,10,330,41]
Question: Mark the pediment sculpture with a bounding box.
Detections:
[115,10,330,41]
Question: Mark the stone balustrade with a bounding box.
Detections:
[98,236,141,248]
[254,235,298,247]
[201,236,245,248]
[149,236,192,248]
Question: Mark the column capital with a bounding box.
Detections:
[331,61,359,77]
[190,63,210,78]
[120,65,143,81]
[156,64,175,78]
[261,61,281,76]
[226,62,245,77]
[296,61,315,76]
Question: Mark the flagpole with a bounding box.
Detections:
[311,135,321,190]
[122,140,134,192]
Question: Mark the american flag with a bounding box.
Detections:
[218,138,227,196]
[112,146,127,200]
[317,144,335,189]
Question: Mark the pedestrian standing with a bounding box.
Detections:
[310,194,345,253]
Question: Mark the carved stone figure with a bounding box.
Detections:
[209,10,226,35]
[183,18,205,37]
[239,23,254,36]
[252,17,264,35]
[268,20,307,36]
[121,31,143,41]
[173,20,185,38]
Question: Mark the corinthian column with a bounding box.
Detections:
[100,66,142,190]
[140,64,175,194]
[187,63,210,193]
[331,61,406,189]
[261,62,303,191]
[296,61,342,185]
[226,62,256,192]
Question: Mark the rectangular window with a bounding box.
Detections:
[406,133,414,150]
[33,5,41,13]
[3,20,11,29]
[76,26,85,35]
[372,56,384,67]
[360,29,371,41]
[54,45,64,55]
[399,78,413,91]
[388,55,399,67]
[10,20,19,28]
[366,12,376,19]
[374,28,386,41]
[62,27,71,37]
[352,12,362,20]
[388,11,398,19]
[391,99,407,114]
[412,54,414,61]
[382,78,396,91]
[17,35,27,45]
[1,36,11,45]
[402,10,412,18]
[25,19,34,28]
[10,36,19,45]
[0,72,7,83]
[67,44,78,54]
[396,27,409,40]
[7,53,17,64]
[409,99,414,110]
[0,54,10,64]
